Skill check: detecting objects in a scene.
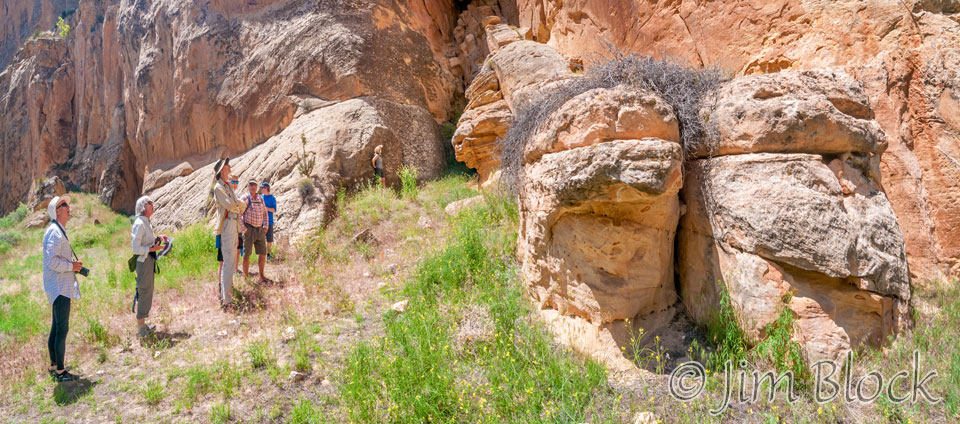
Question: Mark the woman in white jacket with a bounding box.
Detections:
[131,196,167,338]
[42,195,83,382]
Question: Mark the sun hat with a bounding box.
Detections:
[213,158,230,181]
[47,195,71,221]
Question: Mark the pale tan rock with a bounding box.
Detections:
[678,153,910,361]
[514,0,960,279]
[444,195,485,216]
[27,176,66,212]
[524,87,680,164]
[147,98,446,243]
[488,40,577,112]
[698,70,886,157]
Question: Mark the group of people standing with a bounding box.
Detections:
[39,156,279,382]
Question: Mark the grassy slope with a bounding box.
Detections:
[0,172,957,423]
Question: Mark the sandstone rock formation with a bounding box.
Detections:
[678,71,911,362]
[517,87,684,370]
[1,0,463,217]
[148,97,445,243]
[514,0,960,279]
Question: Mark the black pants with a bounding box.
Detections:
[48,295,70,371]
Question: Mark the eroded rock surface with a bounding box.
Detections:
[515,0,960,279]
[1,0,462,216]
[679,71,911,362]
[148,98,445,243]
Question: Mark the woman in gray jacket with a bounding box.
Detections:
[131,196,167,338]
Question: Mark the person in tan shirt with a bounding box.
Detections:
[212,158,246,309]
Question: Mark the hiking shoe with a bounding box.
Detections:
[137,325,156,338]
[56,371,78,382]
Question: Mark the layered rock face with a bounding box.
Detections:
[1,0,462,216]
[148,97,445,241]
[679,70,911,362]
[515,0,960,279]
[456,24,687,370]
[453,20,914,367]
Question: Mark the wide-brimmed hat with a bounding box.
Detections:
[213,158,230,181]
[47,195,71,220]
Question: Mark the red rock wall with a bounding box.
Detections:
[1,0,464,215]
[515,0,960,279]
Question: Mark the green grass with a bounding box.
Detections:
[157,223,216,290]
[247,340,274,369]
[210,402,231,423]
[0,229,22,255]
[0,286,47,341]
[339,194,608,423]
[140,379,166,405]
[0,203,29,229]
[398,165,419,200]
[290,396,328,424]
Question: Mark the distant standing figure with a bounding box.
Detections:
[372,145,385,187]
[241,180,270,283]
[260,181,277,260]
[42,195,82,382]
[213,159,247,309]
[131,196,168,338]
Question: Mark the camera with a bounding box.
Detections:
[78,267,90,277]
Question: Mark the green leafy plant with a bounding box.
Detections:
[397,165,419,200]
[56,17,70,37]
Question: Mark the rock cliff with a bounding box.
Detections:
[1,0,463,216]
[514,0,960,280]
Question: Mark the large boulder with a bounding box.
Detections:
[517,85,683,370]
[148,97,445,243]
[678,70,911,362]
[514,0,960,279]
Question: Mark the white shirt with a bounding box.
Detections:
[42,222,80,305]
[131,215,156,262]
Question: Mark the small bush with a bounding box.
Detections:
[296,133,315,176]
[0,230,21,255]
[0,203,29,228]
[56,16,70,37]
[397,165,419,200]
[704,281,748,372]
[298,178,315,199]
[499,49,728,193]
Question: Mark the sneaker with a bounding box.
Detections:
[137,325,156,338]
[56,371,78,382]
[48,365,71,380]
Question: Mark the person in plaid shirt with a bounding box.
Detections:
[240,179,270,283]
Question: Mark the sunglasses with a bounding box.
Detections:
[230,180,239,184]
[57,203,70,209]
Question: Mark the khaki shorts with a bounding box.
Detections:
[243,223,267,257]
